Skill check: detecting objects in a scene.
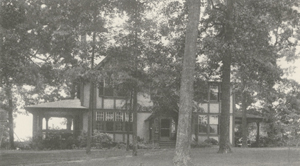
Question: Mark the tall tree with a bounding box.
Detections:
[0,0,41,149]
[217,0,234,153]
[173,0,200,165]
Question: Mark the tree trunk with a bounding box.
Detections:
[218,0,234,154]
[173,0,200,165]
[86,31,96,154]
[5,85,15,149]
[132,87,138,156]
[70,82,76,99]
[126,96,132,151]
[86,81,94,154]
[241,90,248,148]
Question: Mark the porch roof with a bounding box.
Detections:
[25,99,88,117]
[25,99,86,109]
[234,111,263,123]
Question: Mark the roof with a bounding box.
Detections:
[235,111,263,123]
[25,99,87,109]
[234,111,263,119]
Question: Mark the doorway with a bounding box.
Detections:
[160,118,171,141]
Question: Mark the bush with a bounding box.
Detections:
[29,135,45,150]
[191,140,212,148]
[77,131,117,149]
[29,131,118,150]
[204,138,218,145]
[29,132,78,150]
[257,136,286,147]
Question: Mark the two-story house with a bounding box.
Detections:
[25,58,263,146]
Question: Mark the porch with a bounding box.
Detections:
[25,99,88,139]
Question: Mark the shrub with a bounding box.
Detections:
[78,131,117,149]
[191,140,212,148]
[29,135,45,150]
[204,138,218,145]
[29,132,78,150]
[258,136,286,147]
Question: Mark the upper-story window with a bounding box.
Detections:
[98,78,127,97]
[209,83,220,101]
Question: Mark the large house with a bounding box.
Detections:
[25,82,239,144]
[25,59,263,146]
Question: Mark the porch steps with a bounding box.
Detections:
[159,140,176,148]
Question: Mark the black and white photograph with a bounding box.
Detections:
[1,0,300,165]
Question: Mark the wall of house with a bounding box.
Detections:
[81,82,153,142]
[83,83,90,107]
[192,85,234,144]
[137,112,151,141]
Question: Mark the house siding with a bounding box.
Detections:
[137,112,151,140]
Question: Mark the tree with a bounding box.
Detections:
[173,0,200,165]
[217,0,234,153]
[106,0,157,156]
[0,0,41,149]
[231,0,300,147]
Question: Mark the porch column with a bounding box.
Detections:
[67,117,72,132]
[256,121,260,147]
[32,113,38,137]
[73,115,79,137]
[45,117,49,138]
[38,114,43,136]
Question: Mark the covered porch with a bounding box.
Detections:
[234,111,264,147]
[25,99,88,139]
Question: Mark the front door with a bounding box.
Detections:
[160,119,171,141]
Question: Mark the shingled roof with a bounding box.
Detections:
[25,99,87,109]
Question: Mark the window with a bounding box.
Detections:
[115,112,123,122]
[106,112,114,121]
[98,79,114,97]
[96,112,104,121]
[96,121,104,131]
[209,84,219,101]
[209,115,218,134]
[125,112,133,122]
[94,111,133,132]
[99,82,104,96]
[114,83,127,97]
[115,122,123,131]
[98,78,127,97]
[197,114,219,135]
[198,115,208,133]
[124,112,133,131]
[106,121,114,131]
[95,112,104,131]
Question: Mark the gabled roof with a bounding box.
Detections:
[25,99,87,110]
[94,56,112,70]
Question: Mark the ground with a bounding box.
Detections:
[1,147,300,166]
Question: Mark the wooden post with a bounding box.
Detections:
[256,121,260,147]
[32,113,38,138]
[38,114,43,137]
[45,117,49,138]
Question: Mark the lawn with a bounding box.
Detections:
[1,147,300,166]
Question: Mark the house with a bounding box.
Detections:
[25,58,263,146]
[25,82,239,144]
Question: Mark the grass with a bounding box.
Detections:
[1,147,300,166]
